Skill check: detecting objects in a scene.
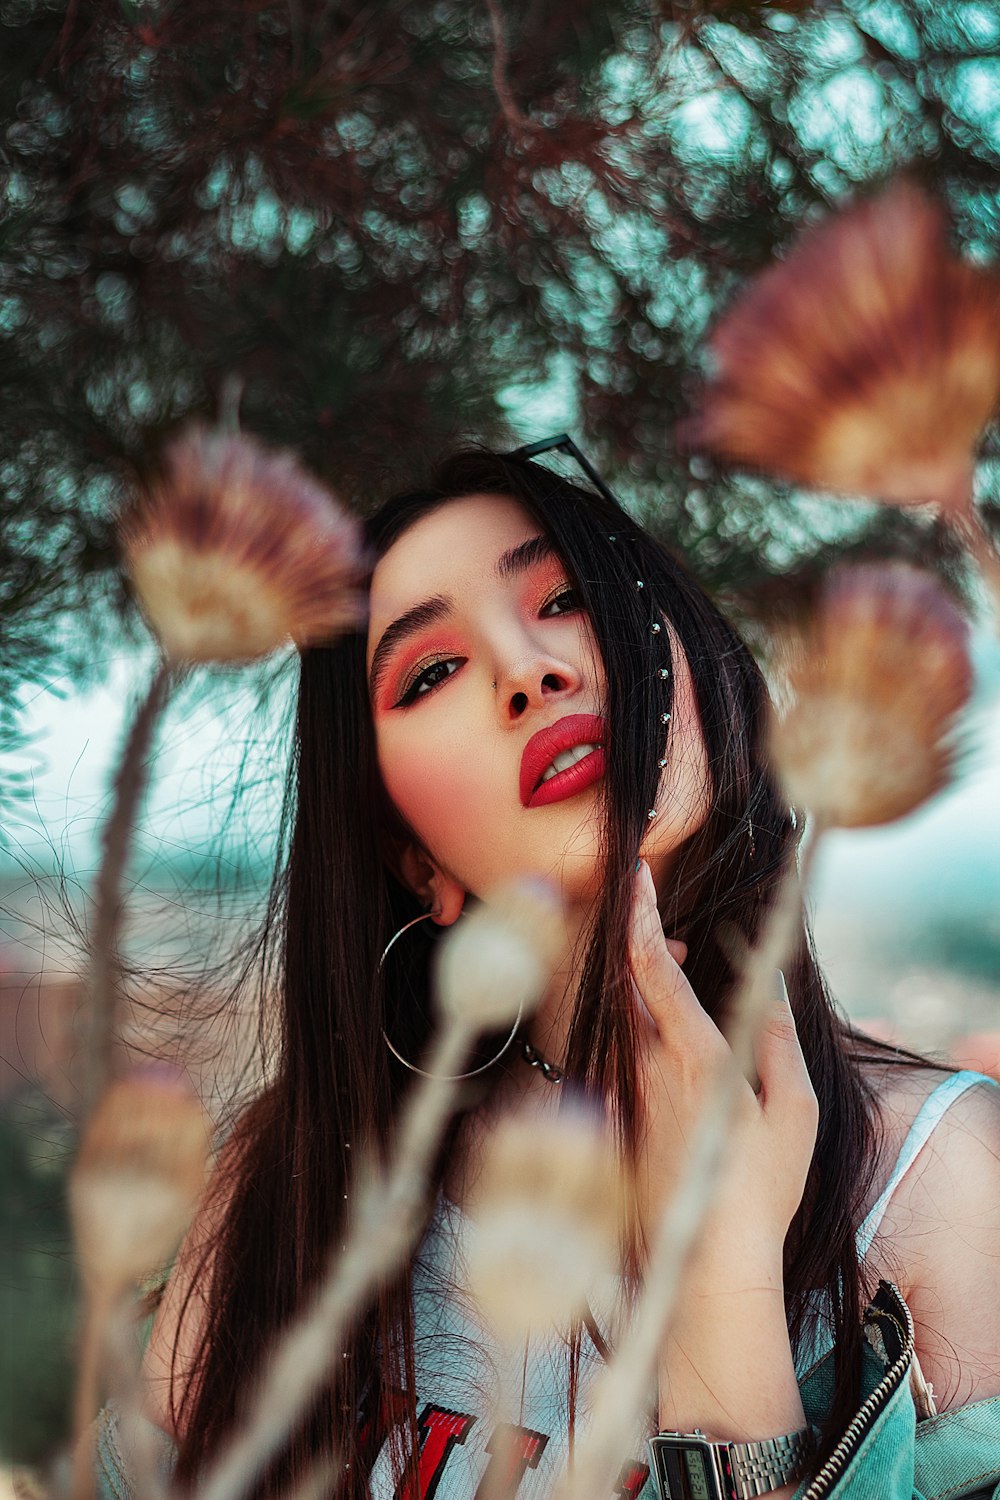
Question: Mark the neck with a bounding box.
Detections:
[526,890,596,1070]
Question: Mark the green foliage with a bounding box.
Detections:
[2,0,1000,794]
[0,1094,77,1464]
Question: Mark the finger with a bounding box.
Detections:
[628,861,712,1046]
[755,971,819,1127]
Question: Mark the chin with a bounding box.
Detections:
[537,849,607,910]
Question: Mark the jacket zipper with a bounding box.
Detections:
[797,1281,914,1500]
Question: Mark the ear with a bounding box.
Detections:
[395,843,466,928]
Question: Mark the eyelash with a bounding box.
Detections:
[392,585,581,708]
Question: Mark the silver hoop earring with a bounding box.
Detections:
[378,912,524,1080]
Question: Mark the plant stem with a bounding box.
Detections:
[552,825,823,1500]
[72,1286,114,1500]
[477,1348,521,1500]
[82,659,172,1120]
[103,1295,170,1500]
[191,1020,474,1500]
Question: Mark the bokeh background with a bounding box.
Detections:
[2,0,1000,1469]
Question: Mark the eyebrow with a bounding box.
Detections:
[368,534,559,700]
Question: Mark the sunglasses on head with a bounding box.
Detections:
[503,433,624,512]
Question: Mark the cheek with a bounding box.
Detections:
[376,717,494,865]
[382,752,457,845]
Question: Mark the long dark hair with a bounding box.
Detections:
[172,444,925,1496]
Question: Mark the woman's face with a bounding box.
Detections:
[366,493,710,911]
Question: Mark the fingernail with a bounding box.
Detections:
[775,969,790,1005]
[634,858,643,873]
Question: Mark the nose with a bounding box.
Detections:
[495,643,582,722]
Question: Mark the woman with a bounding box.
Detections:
[97,442,1000,1500]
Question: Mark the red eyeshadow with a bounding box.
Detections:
[377,635,464,708]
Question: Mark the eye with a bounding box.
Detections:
[393,658,462,708]
[540,585,580,617]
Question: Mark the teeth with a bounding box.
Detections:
[539,743,598,785]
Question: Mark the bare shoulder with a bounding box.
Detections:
[862,1057,1000,1410]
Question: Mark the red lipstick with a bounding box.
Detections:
[519,714,607,809]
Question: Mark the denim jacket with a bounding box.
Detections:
[93,1282,1000,1500]
[793,1281,1000,1500]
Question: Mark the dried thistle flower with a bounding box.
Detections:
[463,1102,623,1342]
[686,180,1000,512]
[435,877,566,1031]
[769,563,973,829]
[70,1063,212,1297]
[120,425,366,663]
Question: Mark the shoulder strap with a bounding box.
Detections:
[856,1070,998,1261]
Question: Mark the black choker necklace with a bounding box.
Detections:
[518,1038,567,1084]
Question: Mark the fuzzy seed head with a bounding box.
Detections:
[70,1064,212,1296]
[770,563,973,828]
[686,180,1000,510]
[120,426,366,662]
[435,878,565,1031]
[463,1102,623,1341]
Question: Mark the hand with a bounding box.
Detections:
[628,860,819,1285]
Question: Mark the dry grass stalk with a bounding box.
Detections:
[70,1067,211,1500]
[550,847,811,1500]
[685,179,1000,510]
[463,1102,622,1500]
[83,659,172,1117]
[435,878,566,1030]
[120,424,366,664]
[71,1066,212,1301]
[99,1339,174,1500]
[9,1471,48,1500]
[464,1101,623,1342]
[191,880,566,1500]
[86,424,364,1128]
[770,563,973,829]
[271,1454,341,1500]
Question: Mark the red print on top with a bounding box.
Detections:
[363,1391,647,1499]
[473,1424,548,1499]
[395,1405,476,1500]
[614,1459,651,1499]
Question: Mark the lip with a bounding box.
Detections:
[519,713,607,809]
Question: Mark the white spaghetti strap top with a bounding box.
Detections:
[855,1069,995,1262]
[795,1067,999,1378]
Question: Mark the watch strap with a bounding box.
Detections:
[648,1425,814,1500]
[727,1428,814,1497]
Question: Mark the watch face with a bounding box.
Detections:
[649,1438,720,1500]
[684,1451,713,1500]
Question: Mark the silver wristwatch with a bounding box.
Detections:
[647,1426,814,1500]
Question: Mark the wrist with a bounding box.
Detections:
[658,1292,804,1441]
